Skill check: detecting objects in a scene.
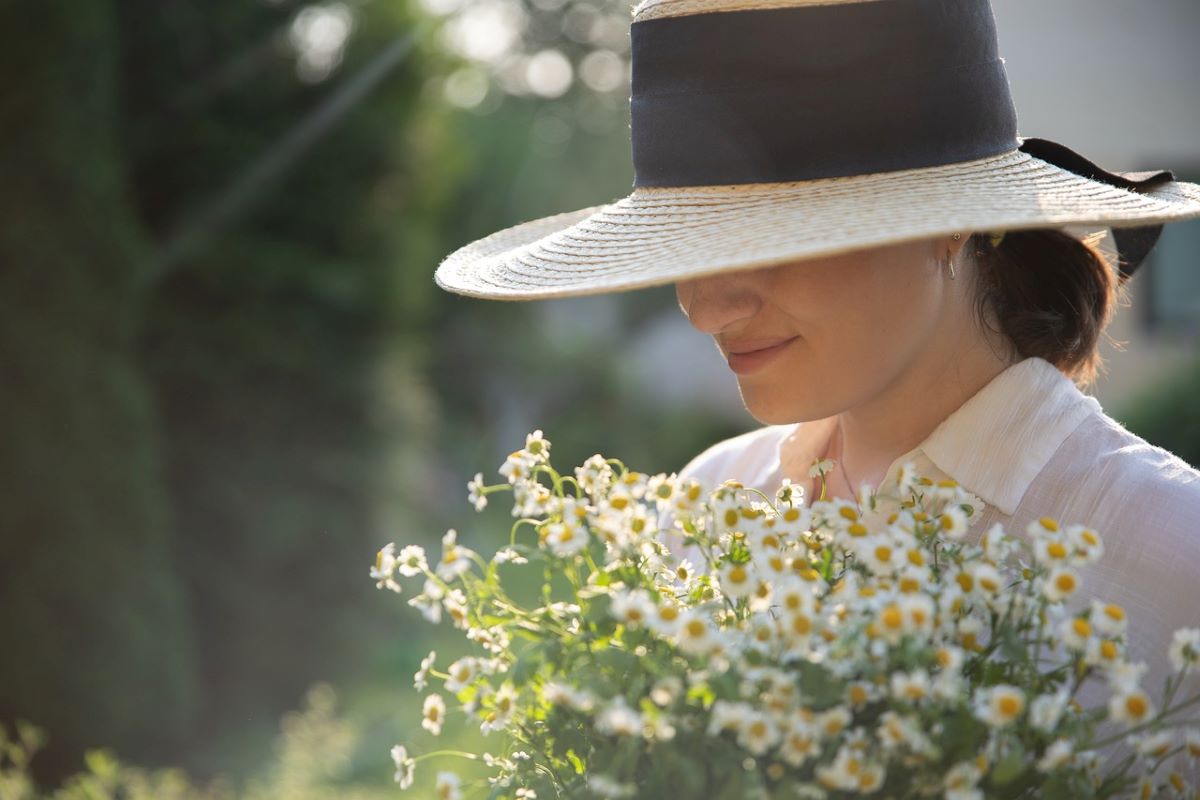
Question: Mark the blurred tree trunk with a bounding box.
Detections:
[0,1,197,781]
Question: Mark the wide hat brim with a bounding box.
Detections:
[434,144,1200,301]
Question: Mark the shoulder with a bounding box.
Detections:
[1046,407,1200,551]
[677,424,796,487]
[1070,409,1200,498]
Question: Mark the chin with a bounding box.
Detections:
[738,387,805,426]
[738,382,838,426]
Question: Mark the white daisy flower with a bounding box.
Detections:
[1169,628,1200,672]
[1106,660,1148,694]
[610,588,654,628]
[646,600,685,637]
[466,472,488,511]
[1036,739,1074,773]
[890,669,931,704]
[422,693,446,736]
[1134,730,1174,760]
[544,520,589,557]
[809,458,834,479]
[396,545,428,577]
[1060,615,1092,651]
[444,656,478,693]
[523,429,551,461]
[736,710,780,755]
[1029,690,1069,733]
[435,770,462,800]
[979,523,1014,564]
[894,461,918,496]
[493,546,528,565]
[595,698,642,737]
[973,684,1025,728]
[1108,688,1154,725]
[1090,600,1127,638]
[481,682,517,735]
[969,562,1004,595]
[1032,534,1071,566]
[1042,566,1082,602]
[674,611,719,655]
[938,505,969,539]
[943,761,983,800]
[1183,728,1200,762]
[860,534,901,576]
[436,529,476,580]
[408,580,445,624]
[443,588,469,629]
[391,744,415,788]
[1066,524,1104,564]
[370,543,403,593]
[414,650,436,691]
[499,450,536,484]
[717,560,757,599]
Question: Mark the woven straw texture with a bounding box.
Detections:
[632,0,882,23]
[434,148,1200,301]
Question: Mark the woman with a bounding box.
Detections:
[434,0,1200,781]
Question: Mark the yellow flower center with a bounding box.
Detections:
[1072,618,1091,638]
[881,605,903,630]
[1125,694,1148,719]
[1054,572,1077,593]
[996,694,1023,718]
[1046,541,1068,560]
[728,565,748,584]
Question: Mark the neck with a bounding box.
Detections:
[834,336,1017,494]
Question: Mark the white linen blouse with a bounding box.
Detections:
[676,356,1200,770]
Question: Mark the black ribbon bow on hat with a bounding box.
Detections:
[1017,138,1176,282]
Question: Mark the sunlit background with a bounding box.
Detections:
[1,0,1198,795]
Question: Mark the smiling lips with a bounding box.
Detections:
[723,336,799,375]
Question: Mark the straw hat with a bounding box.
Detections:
[434,0,1200,301]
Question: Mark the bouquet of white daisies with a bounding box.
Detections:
[371,431,1200,800]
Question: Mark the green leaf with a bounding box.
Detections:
[584,594,613,627]
[989,740,1026,786]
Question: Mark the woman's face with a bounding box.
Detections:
[674,238,965,424]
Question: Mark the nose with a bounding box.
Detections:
[674,271,763,336]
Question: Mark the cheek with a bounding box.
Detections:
[734,253,940,421]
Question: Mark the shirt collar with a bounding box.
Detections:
[906,357,1101,515]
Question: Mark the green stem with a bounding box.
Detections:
[412,749,482,763]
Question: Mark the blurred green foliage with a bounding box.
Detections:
[0,0,743,790]
[0,684,405,799]
[1118,355,1200,469]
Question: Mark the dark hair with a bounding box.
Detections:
[967,229,1124,388]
